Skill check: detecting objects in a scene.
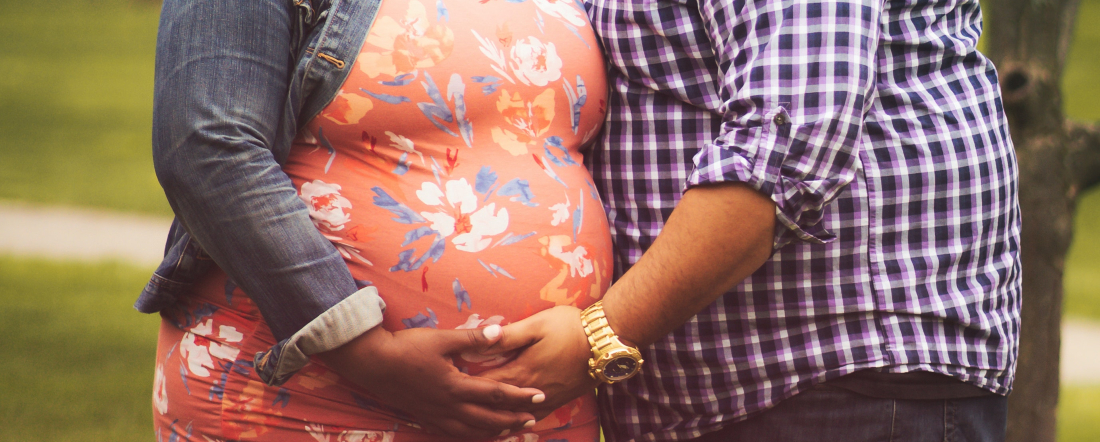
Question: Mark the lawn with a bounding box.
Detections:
[0,0,167,215]
[1061,0,1100,321]
[1059,385,1100,442]
[0,256,159,441]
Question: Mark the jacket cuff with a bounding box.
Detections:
[254,286,386,385]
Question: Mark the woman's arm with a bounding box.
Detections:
[154,0,366,349]
[152,0,540,436]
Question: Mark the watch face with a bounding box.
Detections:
[603,357,639,380]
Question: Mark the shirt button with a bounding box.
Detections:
[773,113,788,125]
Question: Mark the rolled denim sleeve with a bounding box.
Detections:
[685,0,880,249]
[152,0,382,383]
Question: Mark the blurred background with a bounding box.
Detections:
[0,0,1097,440]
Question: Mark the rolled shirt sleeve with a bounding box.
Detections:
[255,286,386,386]
[685,0,880,249]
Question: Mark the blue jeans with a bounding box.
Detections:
[688,384,1008,442]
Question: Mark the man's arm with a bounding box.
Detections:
[603,182,775,347]
[480,182,775,415]
[484,0,879,416]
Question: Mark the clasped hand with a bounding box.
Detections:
[479,305,600,420]
[317,324,544,438]
[317,306,595,437]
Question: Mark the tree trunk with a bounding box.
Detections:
[982,0,1100,440]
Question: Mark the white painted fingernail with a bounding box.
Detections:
[483,324,501,340]
[524,420,537,429]
[498,429,511,437]
[531,393,546,404]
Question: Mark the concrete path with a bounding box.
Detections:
[0,201,170,266]
[1062,319,1100,385]
[1,200,1098,385]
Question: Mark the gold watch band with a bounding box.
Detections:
[581,301,618,354]
[580,300,644,383]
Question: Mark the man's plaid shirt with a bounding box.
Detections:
[584,0,1021,440]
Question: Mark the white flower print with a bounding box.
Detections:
[385,131,425,164]
[417,179,509,252]
[495,434,539,442]
[306,423,395,442]
[153,364,169,415]
[422,211,459,237]
[208,339,241,361]
[471,29,515,83]
[549,194,570,226]
[533,0,587,26]
[179,319,241,378]
[559,245,593,277]
[180,334,214,377]
[219,325,244,343]
[192,317,213,336]
[300,180,353,231]
[544,235,594,277]
[509,36,562,87]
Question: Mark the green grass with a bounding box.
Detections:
[0,256,159,442]
[0,0,168,215]
[1059,385,1100,442]
[1062,0,1100,122]
[1065,188,1100,320]
[1060,0,1100,321]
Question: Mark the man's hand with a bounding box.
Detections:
[316,325,544,438]
[473,183,774,423]
[478,306,599,419]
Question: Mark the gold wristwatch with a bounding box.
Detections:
[580,301,643,384]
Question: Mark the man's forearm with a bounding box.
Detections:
[477,182,775,416]
[601,182,776,348]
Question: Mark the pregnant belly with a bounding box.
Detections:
[285,147,613,374]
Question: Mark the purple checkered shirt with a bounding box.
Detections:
[584,0,1021,440]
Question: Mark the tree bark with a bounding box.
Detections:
[983,0,1100,440]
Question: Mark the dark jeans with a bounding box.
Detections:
[687,384,1008,442]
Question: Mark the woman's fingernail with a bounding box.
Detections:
[524,420,537,428]
[531,393,546,404]
[498,429,511,437]
[483,324,501,340]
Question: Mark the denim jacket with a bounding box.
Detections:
[136,0,385,385]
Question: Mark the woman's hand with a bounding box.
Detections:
[478,306,599,420]
[317,325,544,438]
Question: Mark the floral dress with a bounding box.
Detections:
[152,0,610,440]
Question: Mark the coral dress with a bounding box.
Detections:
[152,0,610,440]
